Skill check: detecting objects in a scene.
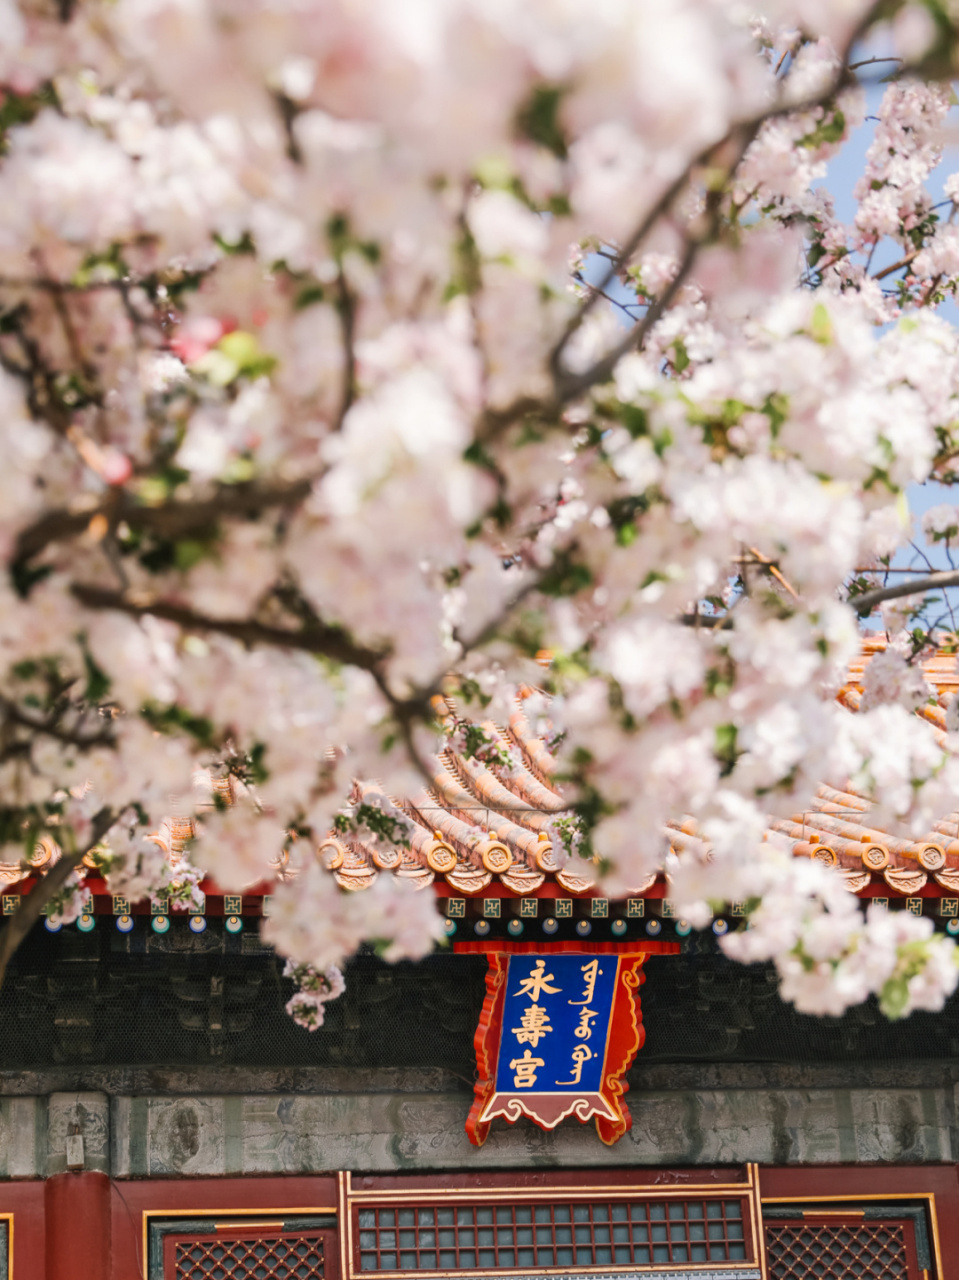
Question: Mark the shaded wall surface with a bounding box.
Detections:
[4,923,959,1072]
[1,921,958,1174]
[1,1084,958,1176]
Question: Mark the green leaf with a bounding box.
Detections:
[173,539,212,572]
[137,467,189,506]
[515,84,568,159]
[810,303,833,345]
[721,398,747,426]
[82,644,111,703]
[445,226,481,300]
[819,110,845,144]
[295,284,326,310]
[193,330,277,385]
[714,723,740,777]
[705,666,733,698]
[618,404,649,439]
[213,231,255,256]
[192,348,240,386]
[221,455,257,485]
[73,244,126,289]
[797,109,845,149]
[0,83,58,152]
[347,803,413,848]
[141,702,217,748]
[879,975,910,1020]
[475,154,514,189]
[138,540,177,573]
[463,440,498,472]
[652,428,673,459]
[218,330,271,371]
[539,555,593,597]
[9,560,53,600]
[763,392,789,439]
[246,741,270,785]
[327,212,350,254]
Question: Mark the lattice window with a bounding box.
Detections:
[765,1220,916,1280]
[357,1198,748,1272]
[174,1231,325,1280]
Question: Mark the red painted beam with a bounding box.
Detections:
[453,939,681,954]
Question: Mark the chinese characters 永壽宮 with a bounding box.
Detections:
[496,955,618,1095]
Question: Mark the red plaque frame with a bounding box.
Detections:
[465,952,646,1147]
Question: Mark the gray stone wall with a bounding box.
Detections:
[0,1070,957,1177]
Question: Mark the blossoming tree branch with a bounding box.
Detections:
[3,0,959,1024]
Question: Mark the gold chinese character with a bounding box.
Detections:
[574,1006,598,1040]
[514,958,560,1004]
[512,1004,553,1047]
[556,1044,593,1086]
[510,1048,545,1088]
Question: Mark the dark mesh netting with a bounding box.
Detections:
[0,920,957,1071]
[0,921,487,1072]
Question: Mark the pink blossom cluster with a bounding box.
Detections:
[1,0,959,1022]
[721,854,959,1019]
[921,502,959,543]
[854,82,949,250]
[282,959,346,1031]
[859,646,932,713]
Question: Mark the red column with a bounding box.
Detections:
[44,1171,111,1280]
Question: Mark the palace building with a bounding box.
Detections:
[1,639,958,1279]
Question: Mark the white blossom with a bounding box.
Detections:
[0,0,958,1026]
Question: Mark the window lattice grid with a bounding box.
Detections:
[174,1233,324,1280]
[356,1198,749,1272]
[765,1221,911,1280]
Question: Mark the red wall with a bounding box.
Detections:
[1,1166,956,1278]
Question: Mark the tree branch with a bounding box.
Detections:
[333,262,357,429]
[848,55,902,71]
[679,612,732,629]
[451,575,543,659]
[0,275,134,294]
[544,0,883,402]
[0,699,116,752]
[850,570,959,615]
[15,477,314,565]
[0,806,114,994]
[547,153,714,378]
[873,250,919,281]
[71,583,388,672]
[555,234,703,402]
[476,224,707,441]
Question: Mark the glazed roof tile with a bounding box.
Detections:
[324,641,959,900]
[5,640,959,903]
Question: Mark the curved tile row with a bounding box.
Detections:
[7,643,959,904]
